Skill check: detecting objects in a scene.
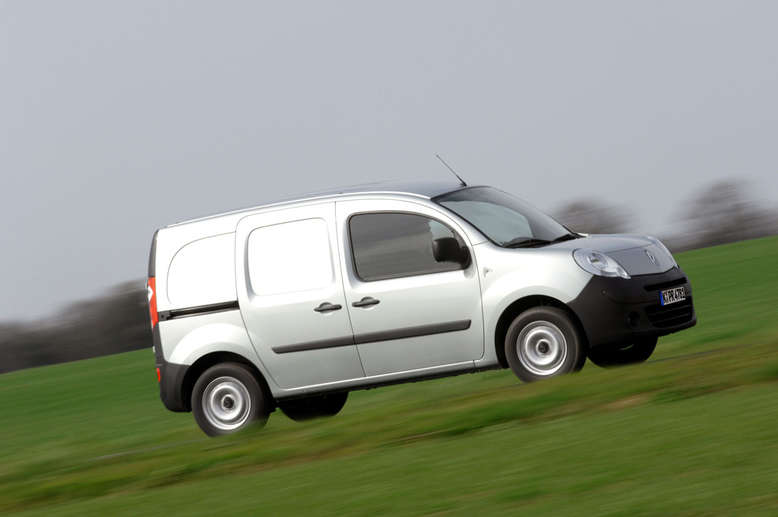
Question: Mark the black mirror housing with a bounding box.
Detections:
[432,237,471,268]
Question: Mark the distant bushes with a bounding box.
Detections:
[554,200,632,235]
[554,180,778,251]
[0,281,151,374]
[675,181,778,250]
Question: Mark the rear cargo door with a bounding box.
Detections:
[235,202,364,389]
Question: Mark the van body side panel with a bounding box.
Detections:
[235,202,365,390]
[153,221,239,313]
[271,360,475,400]
[163,312,253,364]
[166,233,237,308]
[158,309,282,393]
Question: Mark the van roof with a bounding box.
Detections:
[167,179,466,228]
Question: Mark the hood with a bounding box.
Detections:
[550,234,675,276]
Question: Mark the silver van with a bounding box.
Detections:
[147,181,696,436]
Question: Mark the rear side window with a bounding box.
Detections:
[248,218,334,296]
[349,213,465,281]
[167,234,236,307]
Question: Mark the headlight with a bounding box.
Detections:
[573,249,630,279]
[647,236,678,268]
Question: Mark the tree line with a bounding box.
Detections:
[0,282,151,374]
[554,180,778,251]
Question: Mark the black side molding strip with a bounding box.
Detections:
[273,336,356,354]
[272,319,472,354]
[159,300,240,322]
[354,320,471,345]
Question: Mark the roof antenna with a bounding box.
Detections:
[435,154,467,187]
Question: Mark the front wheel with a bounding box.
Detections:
[191,363,270,437]
[279,392,348,422]
[588,337,657,367]
[505,307,586,383]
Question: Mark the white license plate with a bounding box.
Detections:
[660,286,686,306]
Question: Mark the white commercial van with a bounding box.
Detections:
[147,181,696,436]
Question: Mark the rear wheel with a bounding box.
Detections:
[505,306,585,383]
[588,337,657,367]
[192,362,270,436]
[279,392,348,422]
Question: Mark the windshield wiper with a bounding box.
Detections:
[503,233,580,248]
[550,233,580,243]
[503,237,552,248]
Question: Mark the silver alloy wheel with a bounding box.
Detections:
[516,320,568,376]
[201,376,252,431]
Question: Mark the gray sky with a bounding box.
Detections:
[2,1,777,321]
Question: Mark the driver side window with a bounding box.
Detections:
[349,213,467,282]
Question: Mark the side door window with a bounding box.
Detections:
[348,212,467,282]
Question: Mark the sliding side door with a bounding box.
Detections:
[236,203,364,389]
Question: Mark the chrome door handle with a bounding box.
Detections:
[352,297,380,308]
[314,302,342,313]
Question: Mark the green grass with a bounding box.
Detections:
[1,236,777,516]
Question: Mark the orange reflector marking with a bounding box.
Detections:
[147,277,159,328]
[156,367,161,383]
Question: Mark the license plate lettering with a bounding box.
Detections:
[660,287,686,306]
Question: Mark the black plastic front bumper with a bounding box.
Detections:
[567,267,697,349]
[153,325,189,412]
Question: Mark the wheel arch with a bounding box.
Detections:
[181,351,274,412]
[493,295,589,368]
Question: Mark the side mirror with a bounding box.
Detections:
[432,237,471,268]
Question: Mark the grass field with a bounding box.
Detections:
[1,236,777,516]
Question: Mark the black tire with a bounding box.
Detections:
[504,306,585,383]
[191,362,270,437]
[588,337,657,367]
[572,341,589,373]
[279,391,348,422]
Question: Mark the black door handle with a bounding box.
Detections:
[352,296,380,308]
[314,302,342,313]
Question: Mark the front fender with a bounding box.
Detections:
[473,245,592,364]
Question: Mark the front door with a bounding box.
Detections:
[336,199,484,377]
[235,202,364,389]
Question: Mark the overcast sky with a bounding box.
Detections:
[1,1,777,321]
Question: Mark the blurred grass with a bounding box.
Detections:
[0,236,777,516]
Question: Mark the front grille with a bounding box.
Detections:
[644,276,687,292]
[644,297,694,328]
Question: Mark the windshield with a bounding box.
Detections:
[434,186,573,248]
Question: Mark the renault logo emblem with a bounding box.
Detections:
[646,250,657,264]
